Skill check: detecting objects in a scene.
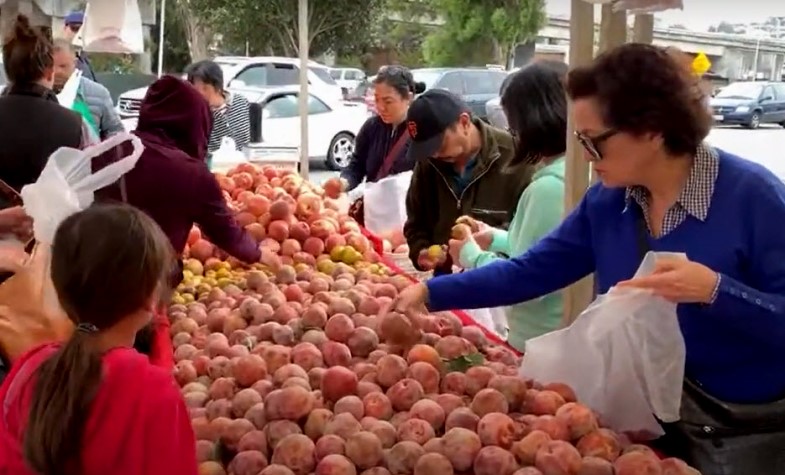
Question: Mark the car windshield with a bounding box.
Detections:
[329,69,342,79]
[412,71,443,90]
[716,82,763,100]
[310,67,337,85]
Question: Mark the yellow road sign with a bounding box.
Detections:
[692,52,711,76]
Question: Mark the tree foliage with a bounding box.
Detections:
[189,0,386,57]
[423,0,545,67]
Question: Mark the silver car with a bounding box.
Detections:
[485,96,508,129]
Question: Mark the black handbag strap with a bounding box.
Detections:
[635,212,650,260]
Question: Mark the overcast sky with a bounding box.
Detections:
[545,0,785,31]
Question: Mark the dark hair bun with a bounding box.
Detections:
[2,14,54,85]
[413,81,426,94]
[11,14,37,41]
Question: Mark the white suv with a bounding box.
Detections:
[116,56,343,118]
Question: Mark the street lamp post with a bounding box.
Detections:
[298,0,310,179]
[157,0,166,77]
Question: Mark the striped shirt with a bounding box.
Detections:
[208,92,251,154]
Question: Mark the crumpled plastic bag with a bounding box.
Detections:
[78,0,145,54]
[0,133,143,362]
[519,251,687,439]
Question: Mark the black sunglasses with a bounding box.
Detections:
[575,129,618,161]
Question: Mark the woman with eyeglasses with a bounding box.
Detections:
[446,61,568,351]
[390,43,785,473]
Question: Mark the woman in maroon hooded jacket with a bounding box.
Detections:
[94,76,261,366]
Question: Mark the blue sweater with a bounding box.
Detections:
[427,150,785,404]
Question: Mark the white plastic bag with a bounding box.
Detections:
[79,0,145,54]
[363,171,412,236]
[463,307,508,339]
[211,137,248,172]
[20,133,144,244]
[57,69,83,109]
[519,251,687,439]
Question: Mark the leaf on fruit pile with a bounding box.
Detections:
[443,352,485,373]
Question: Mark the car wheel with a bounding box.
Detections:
[326,132,355,170]
[746,112,761,129]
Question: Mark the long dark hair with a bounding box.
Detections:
[2,14,54,85]
[23,204,174,475]
[501,61,569,165]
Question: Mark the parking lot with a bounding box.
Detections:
[310,125,785,184]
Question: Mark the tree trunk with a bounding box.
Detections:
[177,1,212,60]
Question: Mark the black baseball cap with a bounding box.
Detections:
[406,89,469,161]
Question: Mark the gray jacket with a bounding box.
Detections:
[80,77,123,140]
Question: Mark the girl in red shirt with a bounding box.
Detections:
[0,204,197,475]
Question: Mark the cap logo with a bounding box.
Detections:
[407,121,418,139]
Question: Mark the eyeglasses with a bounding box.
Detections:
[574,129,617,161]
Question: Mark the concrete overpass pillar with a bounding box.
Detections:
[633,14,654,44]
[599,4,627,54]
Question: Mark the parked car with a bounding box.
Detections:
[345,76,377,114]
[410,67,509,120]
[485,96,507,129]
[330,67,366,96]
[115,56,343,118]
[123,86,367,171]
[710,81,785,129]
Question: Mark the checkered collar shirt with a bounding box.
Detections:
[624,143,719,237]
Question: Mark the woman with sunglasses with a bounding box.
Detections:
[391,43,785,473]
[446,61,568,350]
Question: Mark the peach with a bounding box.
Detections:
[380,312,421,346]
[385,441,425,475]
[232,388,263,418]
[375,355,408,389]
[222,418,255,450]
[471,388,510,417]
[511,430,552,466]
[345,431,384,469]
[196,440,216,463]
[314,454,357,475]
[575,429,621,462]
[315,434,346,460]
[488,375,528,410]
[414,452,454,475]
[261,345,292,374]
[291,342,324,371]
[543,382,577,403]
[405,344,443,370]
[406,361,440,394]
[260,465,296,475]
[238,429,268,455]
[554,403,599,441]
[303,408,334,440]
[577,456,614,475]
[199,461,227,475]
[361,470,391,475]
[322,341,352,367]
[365,420,397,449]
[474,446,519,475]
[363,392,393,420]
[321,366,359,402]
[325,314,355,342]
[396,418,435,445]
[530,415,570,442]
[273,363,309,385]
[434,335,475,360]
[229,450,268,475]
[528,390,566,416]
[347,327,380,358]
[534,440,581,475]
[386,379,425,411]
[334,395,365,420]
[445,407,480,432]
[477,412,517,448]
[432,393,465,416]
[465,366,496,397]
[265,420,302,451]
[389,411,411,430]
[265,386,315,421]
[409,399,446,431]
[613,451,663,475]
[324,412,362,440]
[442,427,482,471]
[440,372,468,395]
[513,469,545,475]
[422,437,444,454]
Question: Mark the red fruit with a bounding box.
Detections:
[322,366,359,402]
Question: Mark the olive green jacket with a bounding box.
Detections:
[403,119,533,272]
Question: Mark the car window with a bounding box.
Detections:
[233,65,267,87]
[267,64,299,86]
[347,70,363,80]
[762,86,775,100]
[310,67,338,85]
[264,93,331,118]
[773,84,785,99]
[463,71,498,95]
[330,69,343,80]
[435,72,464,95]
[715,82,764,100]
[490,71,508,93]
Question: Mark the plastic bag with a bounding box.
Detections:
[363,171,412,236]
[20,132,144,244]
[56,69,83,109]
[79,0,145,54]
[463,307,508,339]
[211,137,248,172]
[519,251,687,439]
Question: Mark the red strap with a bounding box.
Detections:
[375,130,410,181]
[148,311,174,370]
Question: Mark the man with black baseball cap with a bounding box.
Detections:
[403,89,532,274]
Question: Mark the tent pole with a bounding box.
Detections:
[298,0,310,179]
[561,0,596,327]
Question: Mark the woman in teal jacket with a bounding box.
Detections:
[448,61,568,351]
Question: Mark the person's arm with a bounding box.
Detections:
[341,119,372,191]
[195,169,261,263]
[403,163,433,271]
[707,180,785,349]
[230,95,251,150]
[95,84,124,139]
[426,189,595,311]
[79,118,99,149]
[143,375,199,475]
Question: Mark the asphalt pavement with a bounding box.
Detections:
[307,125,785,185]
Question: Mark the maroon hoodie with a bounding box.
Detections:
[94,76,260,263]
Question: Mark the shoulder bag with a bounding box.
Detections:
[635,212,785,474]
[348,131,409,225]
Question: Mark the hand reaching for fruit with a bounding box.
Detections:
[417,245,447,271]
[473,229,494,251]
